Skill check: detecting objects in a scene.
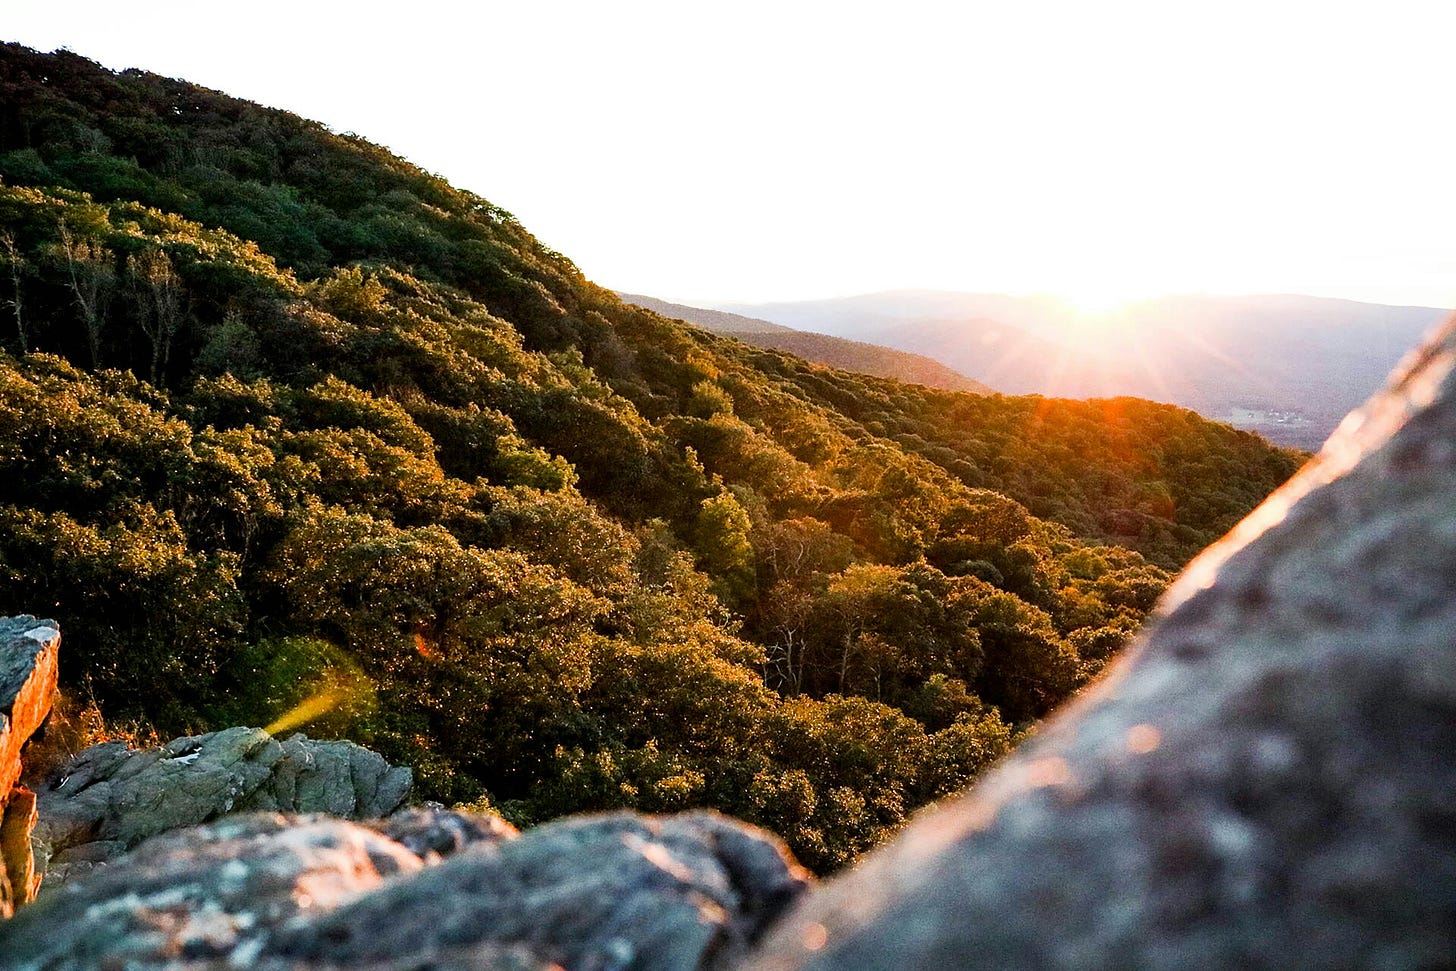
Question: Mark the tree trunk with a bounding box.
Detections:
[1,234,24,353]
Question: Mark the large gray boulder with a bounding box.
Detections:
[0,808,807,971]
[32,726,412,885]
[273,810,810,971]
[742,321,1456,970]
[0,813,439,970]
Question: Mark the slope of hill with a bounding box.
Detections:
[723,291,1449,449]
[0,44,1301,869]
[618,292,793,333]
[619,293,991,393]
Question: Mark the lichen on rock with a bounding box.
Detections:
[32,726,413,887]
[0,807,808,971]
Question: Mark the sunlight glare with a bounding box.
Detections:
[1056,286,1139,319]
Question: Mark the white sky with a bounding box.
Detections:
[6,0,1455,308]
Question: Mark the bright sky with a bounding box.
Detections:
[7,1,1455,308]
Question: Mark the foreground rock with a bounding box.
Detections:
[0,616,58,916]
[275,810,809,971]
[2,814,431,969]
[743,322,1456,969]
[0,808,808,970]
[33,726,413,886]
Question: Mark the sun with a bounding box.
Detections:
[1056,286,1140,317]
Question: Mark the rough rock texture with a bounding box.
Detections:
[0,617,59,803]
[275,810,811,971]
[0,787,37,911]
[32,726,413,886]
[0,616,58,916]
[0,814,430,969]
[364,802,518,860]
[743,319,1456,969]
[0,808,808,970]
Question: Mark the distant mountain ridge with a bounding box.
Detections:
[618,293,792,334]
[619,293,992,394]
[722,291,1451,449]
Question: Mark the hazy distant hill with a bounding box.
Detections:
[618,293,792,334]
[619,293,991,394]
[724,291,1450,449]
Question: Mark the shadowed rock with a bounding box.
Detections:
[274,810,809,971]
[741,320,1456,969]
[33,727,412,886]
[364,803,519,859]
[0,808,807,970]
[0,814,429,969]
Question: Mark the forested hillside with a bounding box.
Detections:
[618,292,993,394]
[0,44,1301,870]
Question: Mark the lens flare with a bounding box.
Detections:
[263,664,376,737]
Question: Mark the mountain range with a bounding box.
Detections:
[719,291,1450,449]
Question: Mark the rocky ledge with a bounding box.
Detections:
[0,626,810,971]
[0,807,808,970]
[33,725,413,887]
[0,615,59,916]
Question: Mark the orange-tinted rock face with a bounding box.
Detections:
[0,617,59,799]
[0,786,38,911]
[0,617,58,918]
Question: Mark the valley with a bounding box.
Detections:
[719,290,1448,449]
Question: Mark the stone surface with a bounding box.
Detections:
[0,808,808,970]
[0,813,426,968]
[0,616,59,807]
[32,727,413,886]
[743,319,1456,969]
[240,732,415,819]
[0,787,37,911]
[0,615,57,917]
[275,809,809,971]
[364,802,518,859]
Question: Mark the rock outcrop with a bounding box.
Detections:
[273,810,810,971]
[741,320,1456,969]
[0,616,58,916]
[32,726,413,886]
[1,814,432,970]
[0,808,809,971]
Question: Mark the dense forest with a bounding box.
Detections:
[0,44,1302,870]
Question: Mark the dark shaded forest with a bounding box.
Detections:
[0,44,1301,870]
